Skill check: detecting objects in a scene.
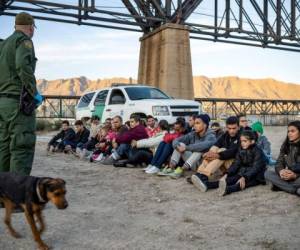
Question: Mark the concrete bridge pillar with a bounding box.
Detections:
[138,23,194,100]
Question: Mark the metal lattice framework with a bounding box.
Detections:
[35,96,300,126]
[1,0,300,52]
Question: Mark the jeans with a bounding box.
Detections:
[128,149,153,165]
[113,143,132,160]
[151,142,173,168]
[265,169,300,194]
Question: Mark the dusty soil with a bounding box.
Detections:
[1,126,299,250]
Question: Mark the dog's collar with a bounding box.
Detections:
[36,179,47,203]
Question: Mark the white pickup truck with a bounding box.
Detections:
[75,84,201,123]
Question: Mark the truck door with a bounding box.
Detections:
[92,90,109,122]
[105,88,127,119]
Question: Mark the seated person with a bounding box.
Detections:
[104,117,112,129]
[191,116,240,187]
[251,121,275,165]
[102,114,148,165]
[145,115,159,137]
[186,114,196,133]
[47,120,75,152]
[211,122,224,139]
[145,119,186,174]
[88,115,101,139]
[163,114,216,179]
[110,115,128,140]
[265,121,300,196]
[64,120,90,152]
[192,131,266,196]
[78,116,102,158]
[238,114,252,132]
[90,127,112,162]
[114,120,170,168]
[133,119,169,151]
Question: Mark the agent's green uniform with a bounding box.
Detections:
[0,15,38,175]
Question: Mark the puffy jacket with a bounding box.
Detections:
[172,129,216,153]
[214,131,240,160]
[275,140,300,176]
[116,124,148,144]
[227,144,266,182]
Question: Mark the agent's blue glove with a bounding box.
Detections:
[34,93,44,106]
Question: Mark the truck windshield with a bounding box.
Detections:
[125,87,170,100]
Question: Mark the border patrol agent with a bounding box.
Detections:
[0,12,43,175]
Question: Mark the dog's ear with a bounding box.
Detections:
[41,178,54,190]
[43,178,66,192]
[56,178,66,185]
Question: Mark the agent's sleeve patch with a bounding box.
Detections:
[24,40,33,49]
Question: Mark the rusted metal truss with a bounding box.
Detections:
[1,0,300,52]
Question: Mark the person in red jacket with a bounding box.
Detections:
[144,119,186,174]
[102,114,148,165]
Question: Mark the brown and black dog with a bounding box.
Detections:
[0,172,68,250]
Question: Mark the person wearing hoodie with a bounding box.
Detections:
[191,116,240,186]
[265,121,300,196]
[251,121,275,165]
[102,114,148,165]
[163,114,216,179]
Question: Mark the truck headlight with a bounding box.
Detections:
[152,106,170,116]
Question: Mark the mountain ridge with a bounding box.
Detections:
[37,76,300,100]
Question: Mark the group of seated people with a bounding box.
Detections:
[47,113,300,197]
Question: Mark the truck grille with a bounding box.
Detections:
[170,105,199,117]
[170,105,199,109]
[171,111,199,116]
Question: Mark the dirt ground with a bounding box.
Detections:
[0,126,299,250]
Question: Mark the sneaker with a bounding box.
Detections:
[157,167,174,176]
[218,177,227,196]
[169,167,183,179]
[146,166,160,174]
[191,174,208,192]
[94,153,104,162]
[101,156,117,165]
[143,164,153,172]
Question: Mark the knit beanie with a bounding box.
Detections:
[251,121,264,135]
[197,114,211,127]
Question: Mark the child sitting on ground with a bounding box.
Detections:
[90,127,112,162]
[191,130,266,196]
